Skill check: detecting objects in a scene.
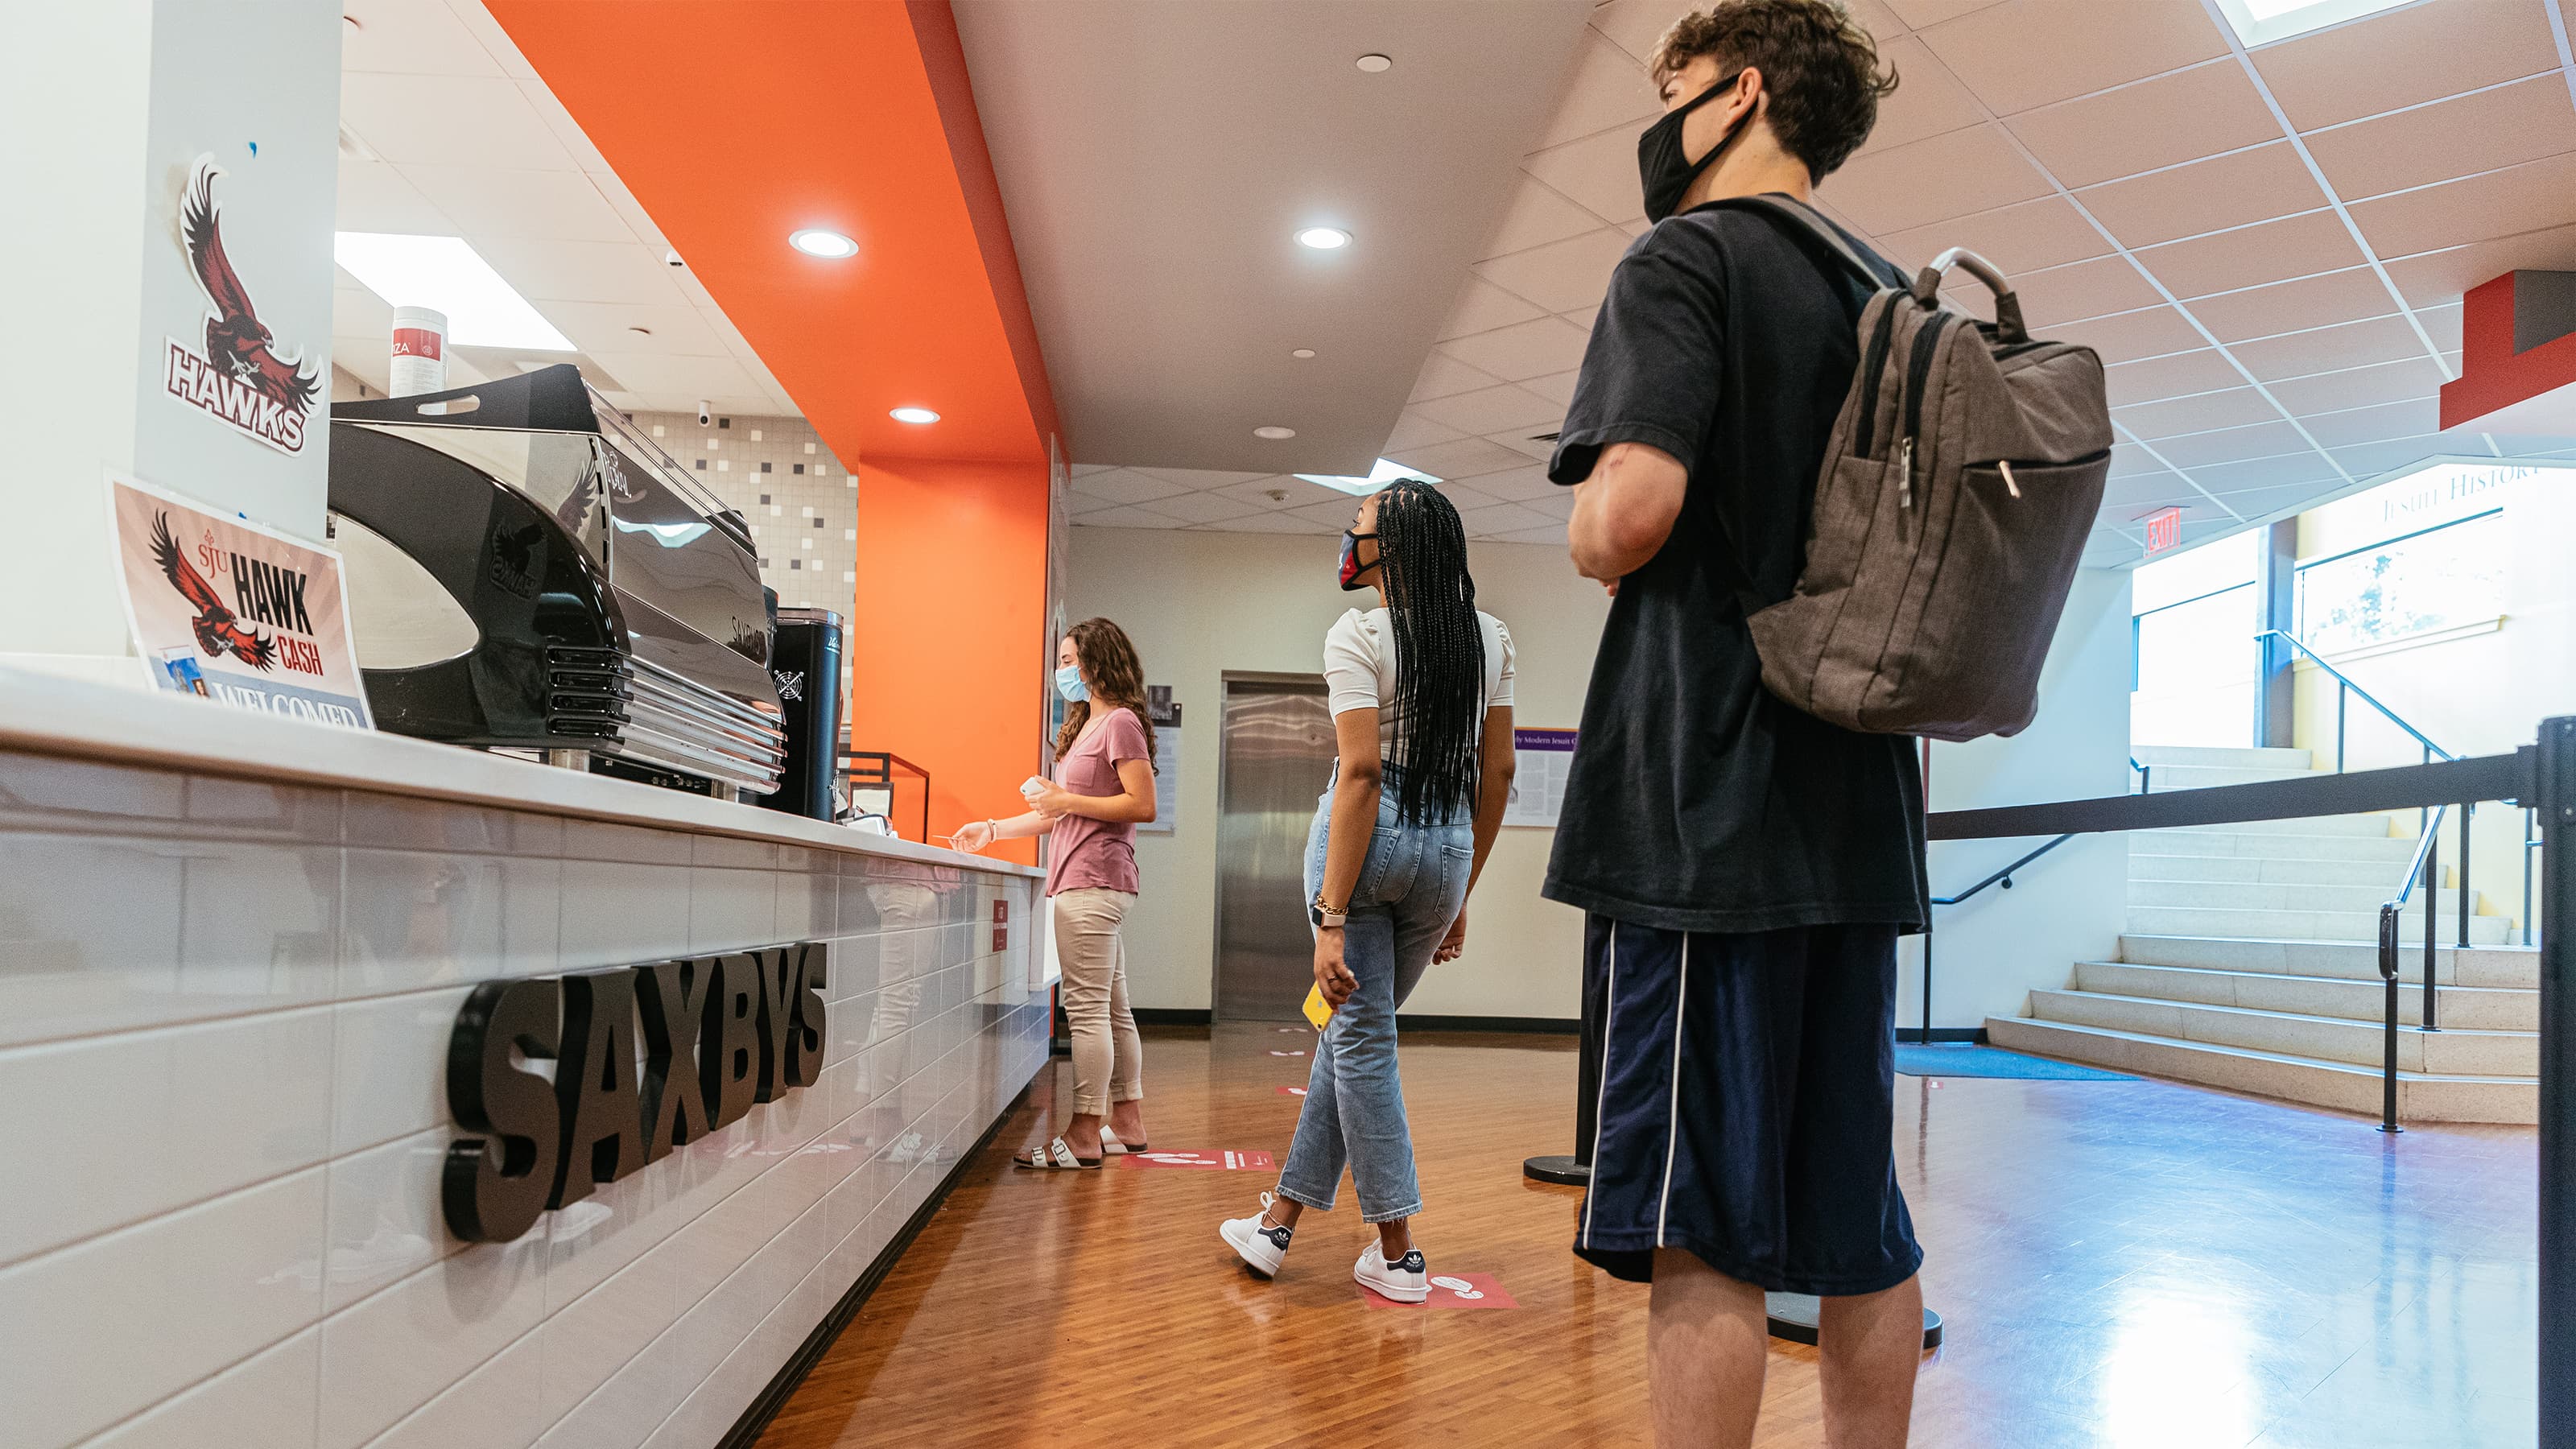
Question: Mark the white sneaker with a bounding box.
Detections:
[1220,1191,1295,1278]
[1355,1241,1428,1302]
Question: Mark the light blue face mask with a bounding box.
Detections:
[1055,664,1089,703]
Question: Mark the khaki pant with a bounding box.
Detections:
[1053,886,1144,1116]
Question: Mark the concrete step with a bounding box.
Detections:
[1984,1016,2536,1124]
[2117,935,2539,988]
[2128,852,2431,888]
[2146,763,2328,792]
[2125,904,2515,944]
[2126,878,2483,916]
[2070,960,2538,1030]
[2131,745,2315,770]
[2028,989,2537,1075]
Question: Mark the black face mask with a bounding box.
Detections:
[1338,530,1380,591]
[1637,70,1749,224]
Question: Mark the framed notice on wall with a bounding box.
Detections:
[106,473,373,729]
[1501,728,1578,828]
[1139,684,1181,834]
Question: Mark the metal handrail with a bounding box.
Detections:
[2256,629,2454,765]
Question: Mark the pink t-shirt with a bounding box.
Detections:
[1045,707,1149,897]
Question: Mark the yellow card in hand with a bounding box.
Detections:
[1302,984,1332,1030]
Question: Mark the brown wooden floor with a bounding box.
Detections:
[758,1026,2540,1448]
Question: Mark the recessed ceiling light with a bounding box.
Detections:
[332,233,575,350]
[1295,227,1351,250]
[1355,53,1391,72]
[1253,426,1297,440]
[789,228,859,259]
[2211,0,2413,45]
[1295,457,1439,496]
[890,407,939,425]
[1291,348,1316,359]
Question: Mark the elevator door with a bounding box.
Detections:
[1214,676,1335,1022]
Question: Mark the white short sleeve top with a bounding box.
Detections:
[1322,607,1515,749]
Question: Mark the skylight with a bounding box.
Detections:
[1294,457,1441,496]
[2211,0,2416,47]
[332,233,576,352]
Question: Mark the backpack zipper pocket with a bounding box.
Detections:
[1852,295,1901,459]
[1894,312,1953,509]
[1984,448,2112,501]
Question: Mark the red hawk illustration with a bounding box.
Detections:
[181,161,320,413]
[149,510,275,671]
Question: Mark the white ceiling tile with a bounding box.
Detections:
[1855,37,1987,155]
[1436,277,1548,341]
[1130,467,1274,487]
[2249,0,2559,133]
[1203,512,1339,535]
[2112,386,2282,440]
[1562,306,1600,331]
[2185,451,2343,493]
[2185,267,2396,343]
[1437,316,1593,382]
[1484,430,1561,461]
[1521,369,1580,407]
[1536,32,1661,149]
[1518,491,1577,522]
[1383,410,1469,453]
[1885,0,2005,27]
[1070,464,1118,477]
[2004,59,2281,191]
[341,0,506,76]
[1456,502,1562,536]
[394,165,632,242]
[2133,208,2368,300]
[2211,481,2344,520]
[2100,472,2198,510]
[539,302,730,357]
[1920,0,2230,117]
[1137,490,1267,526]
[579,352,761,403]
[1482,176,1615,256]
[2148,419,2314,468]
[2264,357,2446,416]
[1521,126,1648,225]
[1290,497,1370,529]
[2296,397,2444,448]
[339,73,577,171]
[335,157,455,233]
[2379,223,2576,309]
[2330,434,2454,480]
[2303,74,2576,203]
[1822,124,2053,236]
[1410,385,1563,437]
[2229,315,2433,382]
[2103,349,2244,407]
[1410,353,1505,403]
[2055,306,2211,364]
[1207,477,1309,511]
[1472,228,1633,313]
[2010,255,2166,327]
[1387,436,1537,480]
[514,77,617,176]
[1071,468,1193,506]
[2346,152,2576,262]
[1460,464,1562,502]
[2417,303,2462,352]
[1589,0,1678,62]
[473,238,689,307]
[1491,523,1573,547]
[1879,195,2112,275]
[587,167,667,250]
[440,0,540,80]
[1432,480,1509,510]
[1075,506,1187,530]
[2073,142,2325,250]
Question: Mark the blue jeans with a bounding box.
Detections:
[1276,772,1473,1224]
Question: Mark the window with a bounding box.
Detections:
[2294,510,2504,656]
[2132,530,2260,748]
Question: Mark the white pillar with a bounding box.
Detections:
[0,0,341,680]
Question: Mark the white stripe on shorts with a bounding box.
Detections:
[1580,921,1618,1252]
[1655,934,1689,1247]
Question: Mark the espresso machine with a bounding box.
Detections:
[325,365,787,799]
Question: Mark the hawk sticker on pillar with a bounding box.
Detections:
[164,155,320,456]
[107,473,374,728]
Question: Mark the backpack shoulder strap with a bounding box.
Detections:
[1702,193,1900,295]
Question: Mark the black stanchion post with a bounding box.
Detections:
[2538,717,2574,1449]
[1525,969,1600,1186]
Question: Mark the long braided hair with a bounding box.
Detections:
[1053,617,1157,770]
[1373,481,1484,825]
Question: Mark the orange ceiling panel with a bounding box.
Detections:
[486,0,1057,464]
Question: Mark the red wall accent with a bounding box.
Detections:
[2440,270,2576,430]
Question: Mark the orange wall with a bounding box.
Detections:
[850,456,1051,864]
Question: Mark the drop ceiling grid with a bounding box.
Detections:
[332,0,795,419]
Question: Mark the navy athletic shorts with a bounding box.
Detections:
[1573,914,1922,1295]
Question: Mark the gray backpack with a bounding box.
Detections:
[1719,196,2111,743]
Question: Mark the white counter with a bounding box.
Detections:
[0,669,1049,1449]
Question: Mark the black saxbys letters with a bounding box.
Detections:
[443,945,828,1242]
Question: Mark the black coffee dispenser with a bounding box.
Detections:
[760,607,845,822]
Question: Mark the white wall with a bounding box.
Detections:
[1906,568,2136,1031]
[1063,525,1611,1018]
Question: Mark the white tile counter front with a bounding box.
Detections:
[0,671,1049,1449]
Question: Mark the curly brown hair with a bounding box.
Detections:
[1053,617,1157,769]
[1647,1,1898,181]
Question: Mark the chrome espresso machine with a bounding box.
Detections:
[326,365,789,802]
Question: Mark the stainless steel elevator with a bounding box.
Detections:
[1213,675,1336,1022]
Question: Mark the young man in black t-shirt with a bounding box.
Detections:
[1545,5,1925,1444]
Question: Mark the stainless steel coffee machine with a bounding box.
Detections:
[327,365,786,799]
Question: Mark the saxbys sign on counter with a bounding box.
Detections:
[107,473,373,729]
[445,945,829,1242]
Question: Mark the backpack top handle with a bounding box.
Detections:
[1912,246,2028,345]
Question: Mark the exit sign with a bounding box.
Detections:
[2142,506,2182,555]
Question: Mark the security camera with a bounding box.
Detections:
[697,400,712,427]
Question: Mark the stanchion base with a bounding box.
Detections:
[1523,1154,1590,1186]
[1764,1293,1943,1351]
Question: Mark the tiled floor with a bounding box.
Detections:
[761,1026,2539,1447]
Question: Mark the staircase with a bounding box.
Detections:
[1985,744,2539,1125]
